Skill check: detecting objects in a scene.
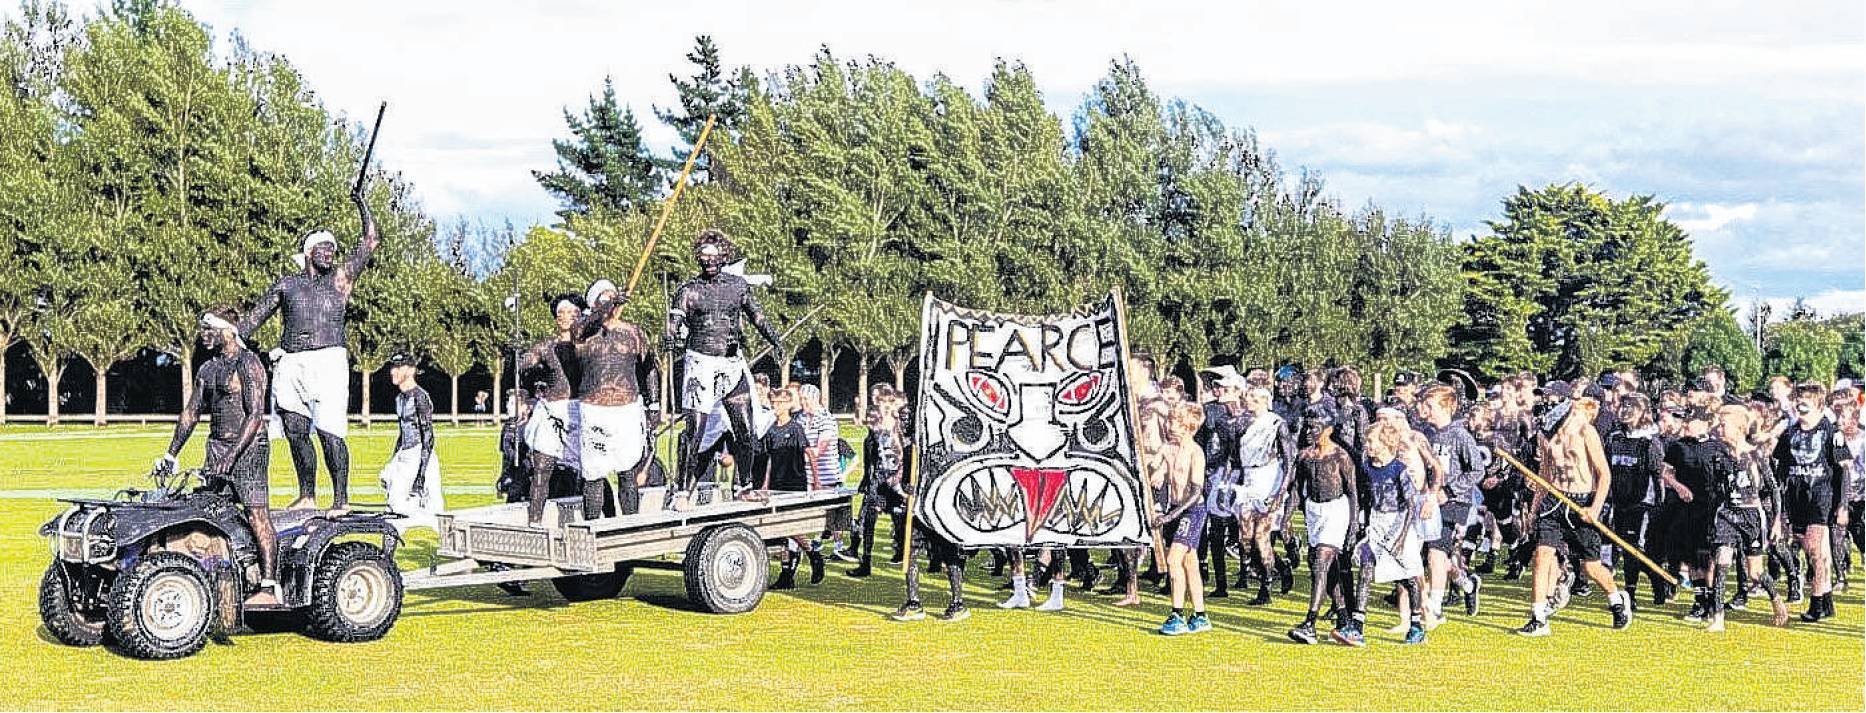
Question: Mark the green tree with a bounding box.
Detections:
[1825,312,1863,381]
[1682,308,1762,393]
[1766,319,1843,385]
[534,76,662,218]
[1450,184,1725,380]
[654,34,749,182]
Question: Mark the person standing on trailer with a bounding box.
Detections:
[572,280,661,521]
[380,353,444,531]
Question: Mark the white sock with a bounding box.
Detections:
[1532,602,1551,622]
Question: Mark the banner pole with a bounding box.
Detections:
[1112,287,1168,570]
[900,292,934,574]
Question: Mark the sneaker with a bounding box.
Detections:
[1188,613,1212,633]
[1572,580,1592,599]
[1403,623,1427,644]
[1475,552,1497,574]
[1787,578,1804,603]
[890,602,926,621]
[1208,587,1230,599]
[1287,621,1318,644]
[1503,562,1524,581]
[832,549,860,563]
[1159,612,1190,636]
[1515,618,1550,637]
[940,603,971,622]
[847,564,872,578]
[1683,599,1706,623]
[1330,622,1366,647]
[1247,586,1272,606]
[1610,601,1631,630]
[1463,576,1482,617]
[1726,593,1747,611]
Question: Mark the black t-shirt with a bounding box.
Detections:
[762,419,810,491]
[1664,436,1728,506]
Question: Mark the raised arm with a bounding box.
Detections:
[570,295,620,343]
[340,190,380,285]
[235,282,284,340]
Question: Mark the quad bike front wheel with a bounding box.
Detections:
[39,564,106,647]
[106,552,215,660]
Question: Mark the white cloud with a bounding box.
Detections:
[1740,289,1866,321]
[1667,202,1759,234]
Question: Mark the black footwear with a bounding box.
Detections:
[940,602,971,621]
[1475,552,1497,574]
[1287,620,1319,644]
[1684,596,1707,623]
[808,552,826,585]
[1571,580,1592,599]
[1079,567,1103,591]
[1503,562,1524,581]
[1653,583,1672,606]
[1208,587,1230,599]
[1610,601,1631,630]
[1800,594,1831,623]
[772,568,797,590]
[1464,576,1482,617]
[1726,593,1748,611]
[1787,577,1804,603]
[848,564,872,578]
[1516,617,1549,637]
[1234,571,1252,591]
[1277,561,1295,594]
[1247,586,1272,606]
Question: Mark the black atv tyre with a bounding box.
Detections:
[551,563,633,602]
[683,524,767,614]
[39,564,105,647]
[106,552,215,660]
[303,542,402,643]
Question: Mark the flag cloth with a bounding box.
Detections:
[912,292,1151,548]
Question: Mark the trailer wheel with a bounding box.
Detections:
[551,563,633,602]
[683,524,767,614]
[106,552,214,660]
[39,564,105,647]
[304,542,402,643]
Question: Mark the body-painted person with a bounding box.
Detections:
[159,309,277,605]
[665,230,784,502]
[380,353,444,530]
[516,294,585,525]
[573,280,661,520]
[237,187,379,512]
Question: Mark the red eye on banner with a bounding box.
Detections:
[1057,372,1102,406]
[968,372,1010,415]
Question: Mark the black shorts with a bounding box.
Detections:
[1534,495,1601,557]
[912,522,968,566]
[1711,506,1767,556]
[1428,501,1474,554]
[1786,480,1836,532]
[1610,503,1652,549]
[206,436,271,507]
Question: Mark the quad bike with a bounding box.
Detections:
[38,468,404,660]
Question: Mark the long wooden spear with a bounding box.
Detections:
[1492,446,1678,586]
[626,114,715,296]
[1113,287,1168,570]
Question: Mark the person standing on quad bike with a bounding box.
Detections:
[235,186,379,514]
[158,308,280,606]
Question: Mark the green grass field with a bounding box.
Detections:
[2,424,1860,710]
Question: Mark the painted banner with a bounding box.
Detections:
[911,292,1151,548]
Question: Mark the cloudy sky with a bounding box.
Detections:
[169,1,1865,316]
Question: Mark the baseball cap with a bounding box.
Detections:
[1536,380,1573,399]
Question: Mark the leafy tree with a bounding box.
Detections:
[533,76,662,218]
[1825,312,1863,381]
[1450,184,1725,380]
[654,35,749,182]
[1766,319,1843,385]
[1682,308,1762,393]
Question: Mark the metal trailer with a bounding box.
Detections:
[402,489,853,613]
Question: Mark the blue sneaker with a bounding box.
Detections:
[1403,623,1426,644]
[1188,613,1212,633]
[1159,612,1190,636]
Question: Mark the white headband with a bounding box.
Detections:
[555,299,578,314]
[200,313,236,331]
[586,279,617,307]
[293,231,338,269]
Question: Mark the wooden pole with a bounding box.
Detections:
[1492,446,1678,586]
[1113,287,1168,570]
[900,293,932,574]
[627,115,715,296]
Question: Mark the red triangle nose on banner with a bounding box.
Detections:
[1010,468,1069,543]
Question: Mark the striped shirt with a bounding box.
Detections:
[803,409,841,488]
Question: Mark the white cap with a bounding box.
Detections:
[585,279,617,307]
[293,231,338,269]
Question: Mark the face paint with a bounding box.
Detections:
[1539,399,1572,437]
[1298,420,1327,447]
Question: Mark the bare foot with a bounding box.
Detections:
[287,497,318,510]
[1771,599,1790,627]
[1705,615,1724,632]
[328,503,351,517]
[1385,622,1410,635]
[244,589,280,607]
[1112,594,1140,607]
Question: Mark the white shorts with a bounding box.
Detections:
[1305,497,1351,549]
[379,448,444,531]
[1364,509,1424,583]
[682,351,752,414]
[523,398,574,461]
[1238,463,1281,512]
[272,347,349,438]
[697,397,774,452]
[577,401,647,481]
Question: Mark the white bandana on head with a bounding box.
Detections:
[555,299,578,314]
[585,279,617,307]
[200,312,236,332]
[293,231,339,269]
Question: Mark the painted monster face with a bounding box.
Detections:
[914,296,1149,548]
